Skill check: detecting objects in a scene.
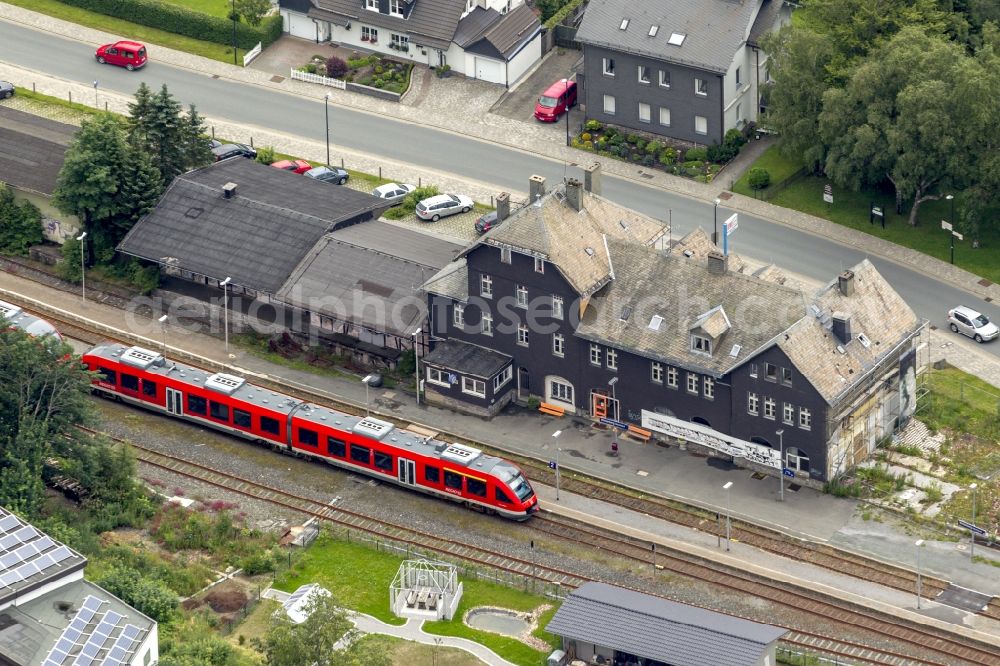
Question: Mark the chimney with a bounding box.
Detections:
[222,182,238,199]
[495,192,510,221]
[706,250,728,275]
[838,270,855,297]
[583,162,602,195]
[529,175,546,204]
[832,312,852,344]
[565,178,584,211]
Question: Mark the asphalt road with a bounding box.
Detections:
[3,20,998,357]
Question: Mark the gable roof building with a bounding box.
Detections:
[547,582,787,666]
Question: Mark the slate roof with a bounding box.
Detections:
[279,0,315,13]
[422,339,511,378]
[0,506,85,609]
[311,0,467,50]
[547,582,787,666]
[473,180,667,297]
[575,237,804,377]
[457,4,541,59]
[778,259,922,404]
[747,0,788,48]
[575,0,762,73]
[423,257,469,302]
[671,227,747,274]
[0,107,76,196]
[117,159,386,294]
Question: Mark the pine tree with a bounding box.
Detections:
[147,84,186,182]
[181,105,214,172]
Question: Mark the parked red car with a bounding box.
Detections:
[271,159,313,174]
[534,78,577,122]
[95,41,147,71]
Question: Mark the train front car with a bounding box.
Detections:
[0,300,63,341]
[491,461,539,520]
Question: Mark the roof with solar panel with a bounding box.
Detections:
[40,595,149,666]
[0,507,85,607]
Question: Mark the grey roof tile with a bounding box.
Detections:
[423,257,469,301]
[312,0,468,49]
[576,0,762,73]
[0,107,76,196]
[546,582,787,666]
[463,3,541,59]
[422,338,510,378]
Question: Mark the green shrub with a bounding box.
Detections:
[255,146,276,165]
[374,65,384,75]
[608,134,626,147]
[580,132,592,142]
[373,78,384,88]
[694,175,709,183]
[645,140,662,155]
[0,185,42,255]
[642,154,655,167]
[747,167,771,190]
[129,263,160,295]
[658,148,677,165]
[612,144,630,158]
[304,63,317,74]
[544,0,586,29]
[58,0,282,49]
[685,147,708,161]
[707,142,738,163]
[604,126,619,139]
[347,57,368,68]
[526,396,541,410]
[635,138,647,152]
[238,549,277,576]
[584,119,603,132]
[683,160,704,169]
[626,133,640,144]
[582,140,594,151]
[724,128,746,149]
[382,206,409,219]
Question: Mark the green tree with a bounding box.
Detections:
[254,593,390,666]
[235,0,271,27]
[58,234,83,283]
[747,167,771,191]
[129,84,212,183]
[181,105,214,171]
[0,185,43,254]
[97,567,178,623]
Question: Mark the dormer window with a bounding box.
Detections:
[390,0,404,16]
[366,0,378,10]
[691,334,711,354]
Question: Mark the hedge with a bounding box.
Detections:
[58,0,283,50]
[544,0,586,29]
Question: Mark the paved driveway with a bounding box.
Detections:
[248,35,335,81]
[491,47,584,138]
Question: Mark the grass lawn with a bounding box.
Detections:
[361,635,489,666]
[159,0,232,19]
[734,145,1000,283]
[4,0,243,64]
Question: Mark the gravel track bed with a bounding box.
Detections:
[96,399,943,662]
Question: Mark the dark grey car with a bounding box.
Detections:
[211,143,257,161]
[0,81,15,99]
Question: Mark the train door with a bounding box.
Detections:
[165,387,184,416]
[398,458,416,486]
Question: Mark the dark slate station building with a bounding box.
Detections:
[422,169,925,483]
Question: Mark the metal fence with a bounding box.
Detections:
[777,647,860,665]
[290,69,347,90]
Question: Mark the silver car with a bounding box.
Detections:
[948,306,999,343]
[0,81,14,99]
[415,193,473,222]
[371,183,415,206]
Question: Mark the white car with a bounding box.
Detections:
[948,306,999,343]
[371,183,415,206]
[416,193,473,222]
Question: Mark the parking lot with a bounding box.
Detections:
[491,48,584,139]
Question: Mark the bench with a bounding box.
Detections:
[539,402,565,417]
[627,425,652,443]
[405,590,417,607]
[416,589,429,609]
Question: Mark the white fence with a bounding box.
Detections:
[243,42,263,67]
[290,68,347,89]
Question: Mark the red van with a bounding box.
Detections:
[534,78,577,122]
[95,41,147,71]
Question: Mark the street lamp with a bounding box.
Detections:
[946,194,955,264]
[324,93,332,166]
[713,198,721,245]
[552,430,562,501]
[76,232,87,303]
[362,374,374,416]
[158,314,168,356]
[219,276,231,354]
[564,72,573,147]
[608,377,619,456]
[723,481,733,551]
[231,0,238,66]
[776,429,784,502]
[92,80,98,109]
[915,539,925,609]
[970,482,978,559]
[413,327,422,405]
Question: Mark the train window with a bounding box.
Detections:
[209,400,230,422]
[142,380,157,398]
[299,428,319,447]
[494,487,514,504]
[424,465,440,484]
[98,367,116,385]
[467,478,486,497]
[350,444,370,465]
[260,415,280,435]
[233,408,251,428]
[120,373,139,391]
[188,394,207,415]
[327,437,346,457]
[373,451,392,471]
[444,471,462,490]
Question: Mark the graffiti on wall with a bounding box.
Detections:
[641,410,781,469]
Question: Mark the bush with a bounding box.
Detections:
[59,236,83,284]
[398,185,441,214]
[603,126,619,139]
[326,56,348,79]
[707,142,738,163]
[724,128,746,149]
[238,549,277,576]
[608,133,625,147]
[373,78,384,88]
[645,140,662,155]
[304,63,317,74]
[58,0,282,49]
[582,140,594,151]
[255,146,276,165]
[581,132,592,142]
[584,119,603,132]
[626,133,640,144]
[658,148,676,165]
[635,138,647,152]
[613,144,630,158]
[0,185,42,255]
[642,154,656,167]
[374,65,384,75]
[683,160,704,169]
[747,167,771,190]
[684,147,707,161]
[526,396,541,410]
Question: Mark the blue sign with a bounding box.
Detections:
[782,468,794,478]
[958,519,987,537]
[599,417,629,430]
[548,461,558,470]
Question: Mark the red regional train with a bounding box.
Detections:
[82,342,539,520]
[0,300,63,340]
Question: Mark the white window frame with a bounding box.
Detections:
[553,333,565,357]
[602,57,615,76]
[782,367,793,386]
[783,402,794,425]
[534,256,544,273]
[362,26,378,41]
[748,392,758,415]
[659,107,671,127]
[453,303,465,327]
[590,344,601,366]
[637,65,650,84]
[749,363,758,378]
[799,407,812,430]
[735,66,741,86]
[517,324,529,346]
[515,284,528,308]
[695,115,708,135]
[552,295,564,320]
[603,94,616,115]
[704,376,714,400]
[686,373,699,394]
[666,366,678,388]
[550,379,574,403]
[638,102,651,124]
[658,69,670,88]
[365,0,378,10]
[695,78,708,96]
[501,246,511,264]
[481,312,493,336]
[691,334,711,354]
[651,361,663,384]
[606,348,618,370]
[493,366,512,391]
[764,397,776,420]
[426,367,449,387]
[480,274,493,298]
[462,376,486,398]
[389,0,404,16]
[765,363,777,381]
